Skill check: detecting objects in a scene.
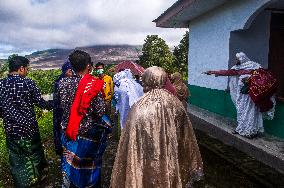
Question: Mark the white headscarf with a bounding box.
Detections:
[113,69,143,106]
[113,69,144,128]
[231,52,261,70]
[113,69,133,86]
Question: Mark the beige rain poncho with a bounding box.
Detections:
[110,66,203,188]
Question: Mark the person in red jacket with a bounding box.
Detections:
[57,50,112,187]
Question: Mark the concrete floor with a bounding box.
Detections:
[187,104,284,174]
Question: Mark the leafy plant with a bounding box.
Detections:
[0,120,8,164]
[138,32,190,80]
[173,31,189,80]
[28,69,61,94]
[139,35,175,73]
[0,62,8,79]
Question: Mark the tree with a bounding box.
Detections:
[173,31,189,79]
[139,35,174,73]
[0,54,18,79]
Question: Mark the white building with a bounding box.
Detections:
[154,0,284,138]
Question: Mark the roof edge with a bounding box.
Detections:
[154,0,195,28]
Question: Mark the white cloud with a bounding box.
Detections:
[0,0,186,58]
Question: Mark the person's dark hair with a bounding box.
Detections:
[8,55,29,72]
[68,50,91,73]
[95,62,104,69]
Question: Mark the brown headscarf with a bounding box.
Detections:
[141,66,167,92]
[141,66,177,95]
[171,72,190,102]
[110,66,203,188]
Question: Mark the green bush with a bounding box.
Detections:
[38,111,54,142]
[0,120,8,165]
[0,111,54,187]
[28,69,61,94]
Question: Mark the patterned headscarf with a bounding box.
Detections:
[61,61,73,76]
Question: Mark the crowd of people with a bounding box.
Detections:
[0,50,202,187]
[0,50,276,187]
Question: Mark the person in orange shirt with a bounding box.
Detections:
[95,62,114,115]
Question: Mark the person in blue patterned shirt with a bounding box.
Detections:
[0,55,53,187]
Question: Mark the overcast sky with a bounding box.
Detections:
[0,0,186,58]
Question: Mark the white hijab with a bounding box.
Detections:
[113,69,144,107]
[113,69,144,128]
[231,52,261,70]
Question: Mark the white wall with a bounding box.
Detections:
[229,11,271,69]
[188,0,271,90]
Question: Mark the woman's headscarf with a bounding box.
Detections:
[236,52,250,64]
[171,72,183,84]
[171,72,190,102]
[232,52,261,70]
[62,60,72,72]
[141,66,168,93]
[54,61,73,90]
[60,61,73,79]
[142,66,177,95]
[113,69,133,87]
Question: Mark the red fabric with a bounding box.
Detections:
[115,61,145,75]
[94,76,106,98]
[248,69,278,112]
[255,98,273,112]
[209,69,252,76]
[164,77,177,96]
[66,74,104,140]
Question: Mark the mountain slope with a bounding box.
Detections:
[27,45,142,69]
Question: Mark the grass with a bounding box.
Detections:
[0,120,10,188]
[0,110,121,187]
[0,120,8,164]
[0,111,61,187]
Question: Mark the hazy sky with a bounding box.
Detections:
[0,0,186,58]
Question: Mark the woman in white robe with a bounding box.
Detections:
[113,69,144,128]
[230,52,264,138]
[206,52,275,138]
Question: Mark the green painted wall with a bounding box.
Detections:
[188,85,284,139]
